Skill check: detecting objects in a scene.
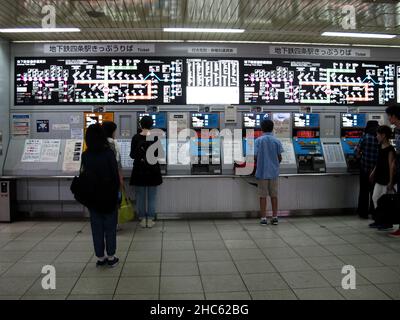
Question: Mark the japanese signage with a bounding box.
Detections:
[269,46,371,58]
[44,44,155,54]
[188,47,237,54]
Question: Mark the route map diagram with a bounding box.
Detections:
[243,59,396,106]
[15,57,184,105]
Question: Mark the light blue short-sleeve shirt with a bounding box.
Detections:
[254,132,284,180]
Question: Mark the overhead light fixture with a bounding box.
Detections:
[164,28,244,33]
[12,39,184,43]
[321,31,396,39]
[0,28,81,33]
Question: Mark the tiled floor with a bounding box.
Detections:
[0,216,399,300]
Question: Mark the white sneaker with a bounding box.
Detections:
[147,219,155,228]
[140,218,147,228]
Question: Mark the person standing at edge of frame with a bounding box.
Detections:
[81,123,120,267]
[254,119,284,226]
[130,116,163,228]
[385,105,400,238]
[355,120,379,219]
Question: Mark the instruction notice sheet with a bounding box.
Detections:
[63,139,83,172]
[21,139,61,163]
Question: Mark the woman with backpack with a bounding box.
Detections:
[81,123,120,267]
[130,116,163,228]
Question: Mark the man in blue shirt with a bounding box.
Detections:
[254,119,284,225]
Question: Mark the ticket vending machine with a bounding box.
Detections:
[292,113,326,173]
[138,112,168,175]
[190,112,221,175]
[340,113,367,172]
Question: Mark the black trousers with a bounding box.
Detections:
[357,169,374,217]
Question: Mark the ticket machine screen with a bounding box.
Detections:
[138,112,167,129]
[243,113,270,128]
[341,113,367,128]
[294,113,319,128]
[191,113,219,129]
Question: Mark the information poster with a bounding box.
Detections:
[21,139,42,162]
[40,139,61,162]
[117,139,134,169]
[273,113,291,138]
[62,140,83,172]
[322,142,346,164]
[12,114,30,136]
[280,138,297,165]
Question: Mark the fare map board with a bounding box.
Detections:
[15,57,184,105]
[15,57,397,106]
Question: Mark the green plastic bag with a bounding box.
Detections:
[118,191,134,224]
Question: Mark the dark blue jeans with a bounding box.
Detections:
[89,208,118,258]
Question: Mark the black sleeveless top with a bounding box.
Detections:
[375,145,395,185]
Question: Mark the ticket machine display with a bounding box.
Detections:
[341,113,366,172]
[138,112,167,174]
[292,113,326,173]
[190,113,221,175]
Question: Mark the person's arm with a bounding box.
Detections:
[369,166,376,184]
[388,150,396,191]
[278,141,284,163]
[129,136,137,160]
[356,136,364,158]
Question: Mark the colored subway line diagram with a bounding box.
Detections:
[243,60,396,105]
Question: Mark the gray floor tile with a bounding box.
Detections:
[192,233,222,241]
[163,233,192,241]
[122,262,161,277]
[160,276,203,294]
[116,277,159,295]
[202,275,246,293]
[25,277,77,296]
[161,293,205,300]
[235,259,276,274]
[0,263,13,276]
[3,262,45,278]
[282,236,318,247]
[292,246,333,258]
[31,241,68,252]
[1,240,39,251]
[305,256,346,270]
[376,283,400,300]
[198,261,238,275]
[250,289,298,300]
[68,295,113,300]
[335,285,391,300]
[64,241,94,252]
[262,247,300,260]
[339,234,376,244]
[220,231,251,241]
[21,295,67,300]
[318,269,371,287]
[71,277,119,295]
[357,267,400,284]
[126,250,161,262]
[324,244,365,256]
[205,292,251,300]
[242,273,289,291]
[0,251,27,263]
[312,235,348,246]
[163,250,197,262]
[113,294,159,300]
[254,238,288,248]
[354,243,396,255]
[294,287,344,300]
[163,240,194,251]
[280,271,331,289]
[0,277,37,296]
[129,241,162,251]
[19,251,61,263]
[247,230,279,239]
[224,240,257,249]
[229,248,265,260]
[55,251,93,263]
[270,258,313,272]
[196,250,232,262]
[371,253,400,266]
[161,262,199,276]
[52,262,87,278]
[193,240,226,250]
[337,254,383,268]
[80,263,123,278]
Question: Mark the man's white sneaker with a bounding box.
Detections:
[147,219,155,228]
[140,218,147,228]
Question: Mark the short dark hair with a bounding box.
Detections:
[85,123,108,152]
[140,115,153,129]
[102,121,117,139]
[365,120,379,135]
[385,105,400,119]
[376,125,393,140]
[261,119,274,132]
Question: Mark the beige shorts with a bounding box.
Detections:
[258,179,278,197]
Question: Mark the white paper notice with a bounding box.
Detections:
[322,142,346,164]
[63,140,83,172]
[117,139,134,169]
[40,139,61,162]
[52,124,70,131]
[21,139,42,162]
[280,138,296,165]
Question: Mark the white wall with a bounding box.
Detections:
[0,39,10,174]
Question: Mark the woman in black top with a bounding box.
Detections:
[130,116,163,228]
[369,125,396,229]
[81,123,120,267]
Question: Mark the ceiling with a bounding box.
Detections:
[1,0,400,45]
